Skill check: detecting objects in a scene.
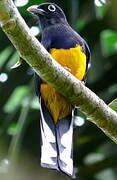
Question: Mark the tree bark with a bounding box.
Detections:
[0,0,117,143]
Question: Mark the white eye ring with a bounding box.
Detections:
[48,5,56,12]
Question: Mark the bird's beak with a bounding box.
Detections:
[27,5,45,15]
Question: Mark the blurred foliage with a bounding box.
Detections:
[0,0,117,180]
[109,98,117,112]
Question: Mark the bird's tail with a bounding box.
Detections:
[40,98,74,177]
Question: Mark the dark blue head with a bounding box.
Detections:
[27,3,68,30]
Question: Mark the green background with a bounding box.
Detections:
[0,0,117,179]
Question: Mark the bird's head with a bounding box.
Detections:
[27,3,68,30]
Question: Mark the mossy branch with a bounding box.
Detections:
[0,0,117,143]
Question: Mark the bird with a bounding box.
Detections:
[27,3,91,178]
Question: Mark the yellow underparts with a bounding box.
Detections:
[40,45,86,122]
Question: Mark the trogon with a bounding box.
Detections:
[27,3,91,177]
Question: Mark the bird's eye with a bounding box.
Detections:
[48,5,56,12]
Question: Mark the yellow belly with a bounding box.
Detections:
[40,45,86,122]
[50,45,86,80]
[40,83,72,122]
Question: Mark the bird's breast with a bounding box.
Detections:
[50,44,86,80]
[40,44,86,122]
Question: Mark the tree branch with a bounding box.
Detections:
[0,0,117,143]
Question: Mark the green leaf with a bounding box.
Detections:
[7,123,18,135]
[6,51,19,70]
[95,5,107,19]
[30,97,39,110]
[3,86,29,113]
[0,46,13,68]
[109,98,117,112]
[100,30,117,57]
[94,0,109,19]
[10,57,24,69]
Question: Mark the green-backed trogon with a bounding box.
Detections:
[27,3,91,177]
